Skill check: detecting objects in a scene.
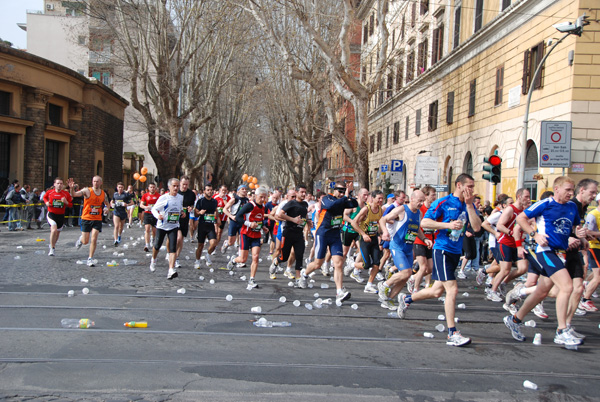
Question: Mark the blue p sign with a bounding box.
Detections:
[391,160,404,172]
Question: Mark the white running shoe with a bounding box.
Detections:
[503,315,525,342]
[350,270,364,283]
[193,260,201,269]
[75,238,83,249]
[505,282,524,306]
[297,271,308,288]
[149,261,156,272]
[566,325,586,340]
[456,270,466,280]
[378,281,390,301]
[476,268,486,285]
[533,302,548,319]
[247,278,258,289]
[204,252,212,266]
[167,267,178,279]
[221,242,229,254]
[175,259,182,268]
[226,255,235,270]
[48,248,55,257]
[554,329,582,347]
[86,257,95,267]
[284,269,295,280]
[447,331,472,347]
[380,300,397,310]
[406,275,415,294]
[336,288,351,304]
[486,290,503,302]
[396,293,408,319]
[343,262,354,276]
[375,272,384,281]
[321,264,330,277]
[364,283,378,294]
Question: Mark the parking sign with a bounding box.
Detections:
[391,160,404,172]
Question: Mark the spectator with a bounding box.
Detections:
[7,183,26,231]
[27,187,42,229]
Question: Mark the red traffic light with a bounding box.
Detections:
[488,155,502,166]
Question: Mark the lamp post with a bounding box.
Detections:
[517,14,589,189]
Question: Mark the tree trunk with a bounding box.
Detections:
[353,97,370,188]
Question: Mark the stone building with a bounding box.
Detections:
[362,0,600,200]
[0,45,128,193]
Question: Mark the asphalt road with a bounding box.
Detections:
[0,223,598,401]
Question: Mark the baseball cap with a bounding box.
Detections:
[237,184,248,191]
[387,194,395,199]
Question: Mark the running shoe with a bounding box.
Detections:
[396,293,408,319]
[447,331,472,347]
[75,238,83,249]
[114,240,119,247]
[343,262,354,276]
[380,299,397,310]
[284,269,295,280]
[574,308,587,316]
[456,270,466,280]
[221,242,228,254]
[167,267,178,279]
[406,275,415,294]
[554,329,582,347]
[364,282,378,294]
[234,241,239,248]
[578,299,598,312]
[236,263,247,268]
[476,268,486,285]
[533,302,548,319]
[567,325,586,340]
[485,275,493,286]
[248,278,258,289]
[502,302,518,316]
[498,282,507,297]
[204,252,212,266]
[297,270,308,288]
[375,272,384,282]
[336,288,351,304]
[505,282,524,306]
[149,261,156,272]
[226,255,235,270]
[86,257,95,267]
[144,246,149,252]
[377,281,390,301]
[486,290,503,302]
[48,248,55,257]
[503,315,525,342]
[321,264,330,277]
[350,270,364,283]
[175,259,181,268]
[194,260,201,269]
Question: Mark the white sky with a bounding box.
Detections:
[0,0,44,49]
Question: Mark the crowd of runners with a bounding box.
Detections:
[38,173,599,348]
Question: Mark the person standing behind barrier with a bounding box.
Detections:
[7,183,26,231]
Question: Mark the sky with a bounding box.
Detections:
[0,0,44,49]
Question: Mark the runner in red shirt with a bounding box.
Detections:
[43,177,73,256]
[140,183,160,252]
[214,185,231,248]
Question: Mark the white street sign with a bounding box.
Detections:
[540,121,571,168]
[415,156,438,185]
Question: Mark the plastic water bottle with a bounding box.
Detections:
[524,320,536,327]
[523,380,538,390]
[449,211,466,241]
[61,318,94,329]
[123,259,137,265]
[253,317,272,327]
[124,321,147,328]
[272,321,292,327]
[423,332,434,338]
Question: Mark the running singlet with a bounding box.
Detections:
[195,197,218,227]
[414,203,434,246]
[315,195,358,235]
[230,194,249,220]
[486,208,503,248]
[237,201,265,239]
[141,192,160,209]
[81,188,106,221]
[586,209,600,249]
[43,190,73,214]
[423,194,468,254]
[112,191,131,214]
[498,204,523,248]
[359,204,383,237]
[265,200,279,229]
[523,197,580,252]
[342,205,361,234]
[282,200,309,233]
[152,193,184,231]
[390,204,421,254]
[214,194,231,222]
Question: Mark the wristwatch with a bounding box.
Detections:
[529,230,536,237]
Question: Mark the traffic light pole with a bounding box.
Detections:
[492,183,497,204]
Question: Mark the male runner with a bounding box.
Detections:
[222,185,249,254]
[193,184,220,269]
[111,182,133,246]
[43,177,73,256]
[140,183,160,252]
[408,186,436,293]
[214,185,231,247]
[582,192,600,311]
[341,188,369,277]
[174,176,196,268]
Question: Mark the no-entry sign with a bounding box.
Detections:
[540,121,571,168]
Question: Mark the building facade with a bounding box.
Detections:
[363,0,600,200]
[0,45,127,193]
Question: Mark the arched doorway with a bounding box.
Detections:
[524,141,538,200]
[463,152,473,177]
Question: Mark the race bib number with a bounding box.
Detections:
[366,221,379,235]
[115,200,124,207]
[330,216,343,228]
[252,221,263,231]
[217,207,224,214]
[167,212,180,223]
[52,200,64,208]
[423,228,435,235]
[299,218,307,228]
[405,230,418,244]
[204,213,216,223]
[90,205,102,215]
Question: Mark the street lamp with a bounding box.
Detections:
[517,14,590,188]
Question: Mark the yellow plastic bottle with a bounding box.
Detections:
[124,321,148,328]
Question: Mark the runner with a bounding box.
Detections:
[269,189,296,279]
[214,185,231,247]
[298,182,358,304]
[227,186,269,289]
[504,176,586,348]
[125,184,136,229]
[341,188,369,277]
[408,186,436,293]
[174,176,196,268]
[396,174,481,347]
[111,182,133,246]
[189,188,199,242]
[478,194,512,287]
[582,192,600,311]
[140,183,160,252]
[193,184,220,269]
[275,184,309,282]
[69,176,108,267]
[378,190,407,275]
[149,178,185,279]
[378,190,431,308]
[264,189,281,256]
[222,185,249,254]
[349,190,384,293]
[43,177,73,256]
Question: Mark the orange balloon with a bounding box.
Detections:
[242,174,248,182]
[247,176,253,183]
[140,167,148,175]
[133,172,140,180]
[252,177,258,184]
[248,182,255,189]
[139,175,147,183]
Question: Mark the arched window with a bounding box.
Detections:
[524,141,539,200]
[463,152,473,177]
[96,160,103,177]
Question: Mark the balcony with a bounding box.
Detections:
[89,51,111,64]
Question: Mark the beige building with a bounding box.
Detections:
[363,0,600,201]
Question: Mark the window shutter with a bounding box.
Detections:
[534,42,545,89]
[522,49,530,94]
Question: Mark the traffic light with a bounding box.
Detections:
[482,152,502,184]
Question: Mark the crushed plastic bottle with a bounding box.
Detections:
[320,283,329,289]
[423,332,434,338]
[435,324,445,332]
[124,321,147,328]
[240,275,247,281]
[438,314,445,321]
[387,312,398,318]
[313,298,323,308]
[253,317,272,327]
[565,344,578,350]
[80,278,89,283]
[61,318,94,329]
[305,303,313,310]
[457,303,466,309]
[272,321,292,327]
[123,259,137,266]
[524,320,536,327]
[523,380,538,390]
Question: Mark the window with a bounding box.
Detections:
[48,103,62,126]
[393,121,400,144]
[396,60,404,90]
[428,100,438,131]
[101,72,111,86]
[401,15,406,39]
[0,91,11,115]
[78,35,86,45]
[378,81,384,106]
[446,91,455,124]
[369,14,375,36]
[363,23,369,44]
[386,127,390,147]
[415,109,421,136]
[386,69,394,98]
[432,24,444,64]
[522,42,545,94]
[377,131,382,151]
[502,0,511,10]
[370,135,375,153]
[420,0,429,15]
[418,39,428,75]
[406,51,415,83]
[411,3,416,27]
[453,4,461,49]
[405,116,410,140]
[474,0,484,33]
[495,66,504,106]
[362,66,366,83]
[468,79,477,117]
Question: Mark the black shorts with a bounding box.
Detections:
[341,230,359,247]
[81,219,102,233]
[144,213,157,226]
[462,235,476,261]
[179,216,190,237]
[219,220,227,230]
[113,210,127,220]
[565,250,584,279]
[197,226,217,243]
[414,243,432,259]
[358,236,381,269]
[154,227,178,253]
[47,212,65,230]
